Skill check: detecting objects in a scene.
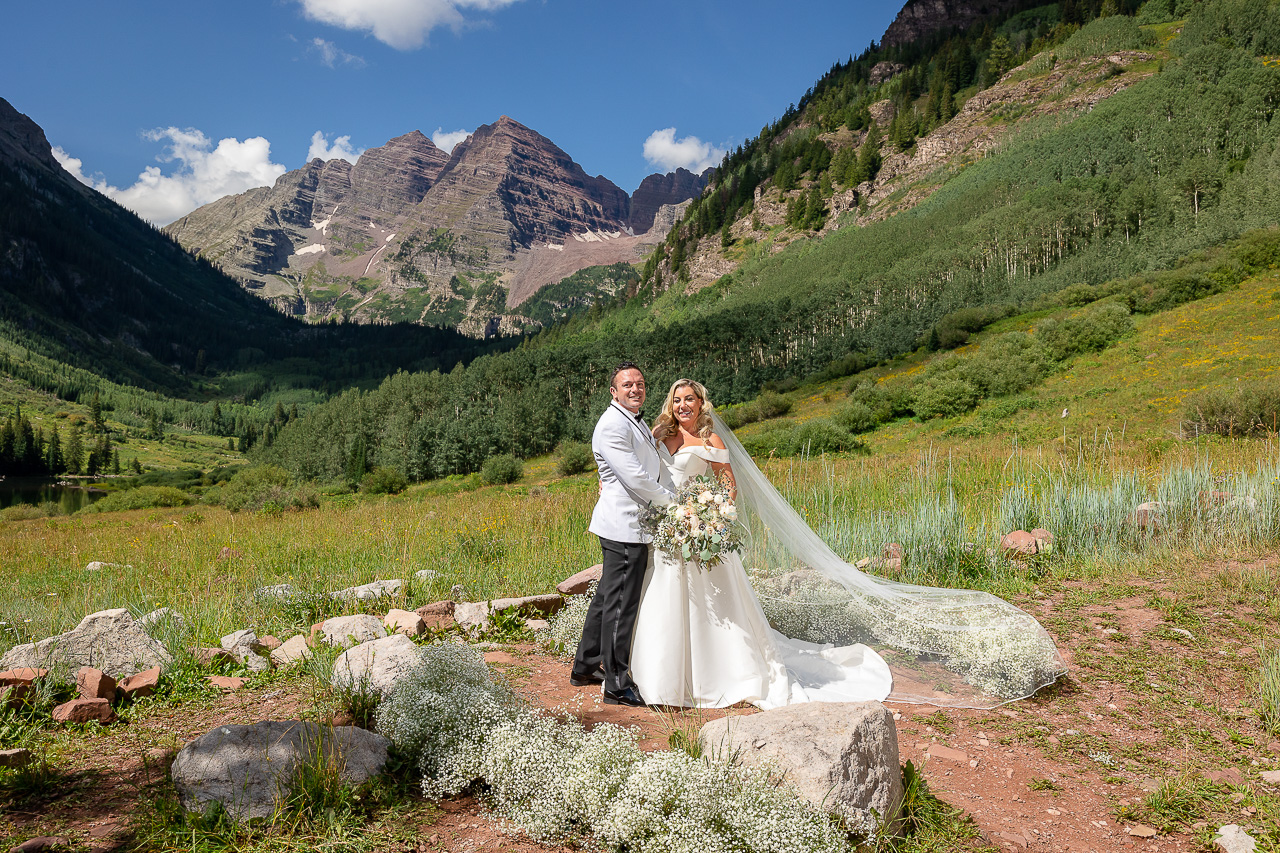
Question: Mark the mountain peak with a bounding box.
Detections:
[881,0,1024,47]
[0,97,62,174]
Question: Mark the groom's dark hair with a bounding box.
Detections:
[610,361,642,389]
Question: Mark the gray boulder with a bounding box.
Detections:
[332,634,421,696]
[220,630,272,672]
[0,609,171,678]
[1214,825,1257,853]
[170,720,389,821]
[317,615,387,648]
[698,701,904,834]
[454,594,565,634]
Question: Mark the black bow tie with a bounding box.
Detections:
[634,413,645,423]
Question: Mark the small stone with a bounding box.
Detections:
[525,618,550,632]
[450,583,471,602]
[253,583,297,602]
[270,635,312,667]
[0,748,33,768]
[190,647,235,667]
[927,745,968,763]
[118,666,161,699]
[52,698,115,724]
[416,600,456,631]
[1260,770,1280,784]
[1047,735,1060,745]
[75,667,117,701]
[1206,769,1245,785]
[0,667,48,704]
[1269,741,1280,754]
[1168,626,1194,640]
[9,837,71,853]
[384,609,426,637]
[1029,528,1054,546]
[258,635,282,651]
[556,564,602,596]
[994,832,1028,849]
[220,629,271,671]
[999,531,1039,557]
[207,676,245,691]
[1127,824,1157,838]
[85,562,128,572]
[1212,824,1257,853]
[413,569,439,584]
[330,579,402,602]
[1128,501,1165,531]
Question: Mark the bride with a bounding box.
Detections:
[629,379,1065,710]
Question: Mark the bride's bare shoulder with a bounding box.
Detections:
[706,432,728,450]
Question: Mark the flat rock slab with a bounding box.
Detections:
[0,609,171,678]
[316,615,387,648]
[698,701,904,834]
[10,837,71,853]
[270,635,311,667]
[455,594,565,633]
[556,564,602,595]
[0,748,33,768]
[170,720,389,822]
[52,698,115,724]
[332,634,422,696]
[119,666,161,699]
[384,609,426,637]
[331,579,403,602]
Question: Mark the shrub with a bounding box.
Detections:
[755,390,793,419]
[555,441,594,477]
[360,466,408,495]
[961,333,1054,397]
[1181,382,1280,438]
[80,486,195,514]
[741,419,866,457]
[207,465,319,513]
[0,504,45,522]
[833,400,880,434]
[1036,302,1134,361]
[913,377,982,420]
[480,454,523,486]
[719,390,794,430]
[923,304,1015,350]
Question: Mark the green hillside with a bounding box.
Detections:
[256,0,1280,485]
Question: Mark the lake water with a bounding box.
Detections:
[0,478,107,513]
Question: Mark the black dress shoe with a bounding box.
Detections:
[602,686,646,707]
[569,670,604,687]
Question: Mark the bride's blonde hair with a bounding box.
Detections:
[653,379,715,442]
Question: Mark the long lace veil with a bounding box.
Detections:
[711,411,1066,708]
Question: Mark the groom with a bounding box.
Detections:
[571,361,675,706]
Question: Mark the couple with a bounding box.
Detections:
[571,362,894,709]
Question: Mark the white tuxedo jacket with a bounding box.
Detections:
[589,401,675,543]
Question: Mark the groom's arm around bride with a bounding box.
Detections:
[571,362,674,706]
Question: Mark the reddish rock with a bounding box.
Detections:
[1205,768,1245,785]
[258,635,282,651]
[208,676,245,691]
[10,837,71,853]
[883,542,905,560]
[52,698,115,724]
[1000,530,1039,557]
[190,647,234,667]
[0,748,33,768]
[416,601,457,631]
[926,745,969,763]
[1029,528,1054,546]
[75,667,117,701]
[0,667,48,705]
[119,666,161,699]
[556,564,602,596]
[1199,490,1234,506]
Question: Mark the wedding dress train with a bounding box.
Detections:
[630,443,893,709]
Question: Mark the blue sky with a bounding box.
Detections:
[4,1,898,224]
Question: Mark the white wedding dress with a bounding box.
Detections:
[630,443,893,709]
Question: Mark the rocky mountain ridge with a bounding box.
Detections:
[880,0,1028,47]
[166,117,704,336]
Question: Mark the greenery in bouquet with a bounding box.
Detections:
[640,475,744,571]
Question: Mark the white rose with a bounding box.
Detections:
[722,506,738,520]
[698,491,713,504]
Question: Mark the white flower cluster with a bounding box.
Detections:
[377,642,855,852]
[543,581,595,659]
[641,475,743,571]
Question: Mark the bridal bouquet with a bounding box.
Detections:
[641,475,744,571]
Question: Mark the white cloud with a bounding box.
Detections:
[310,37,366,67]
[296,0,523,50]
[53,128,288,225]
[308,131,363,163]
[642,127,725,174]
[431,127,470,153]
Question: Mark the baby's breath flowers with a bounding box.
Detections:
[640,475,744,571]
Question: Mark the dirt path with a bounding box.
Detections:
[3,560,1277,852]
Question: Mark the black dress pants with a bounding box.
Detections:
[572,536,649,694]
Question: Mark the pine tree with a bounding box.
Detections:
[66,422,84,475]
[90,391,105,434]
